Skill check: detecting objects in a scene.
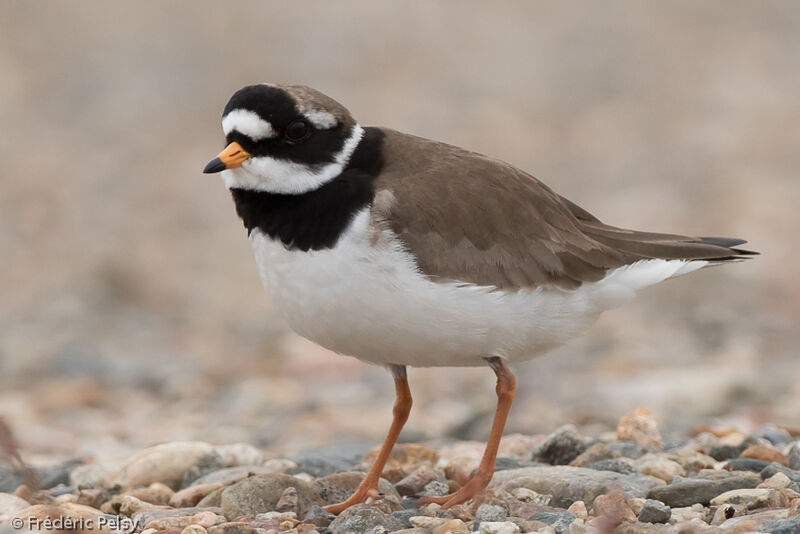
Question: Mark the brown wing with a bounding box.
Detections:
[371,128,754,291]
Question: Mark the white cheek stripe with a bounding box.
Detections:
[222,109,276,141]
[302,109,338,129]
[221,124,365,194]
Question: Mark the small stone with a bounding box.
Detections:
[312,471,399,508]
[197,487,225,508]
[636,499,670,524]
[328,503,404,534]
[0,493,30,522]
[759,462,800,483]
[475,504,507,523]
[591,492,635,523]
[585,459,635,475]
[289,443,372,478]
[727,458,771,472]
[753,424,793,446]
[432,518,469,534]
[206,522,261,534]
[109,442,215,489]
[302,505,335,528]
[667,504,708,524]
[170,483,224,508]
[605,441,648,460]
[766,514,800,534]
[394,466,443,496]
[182,453,226,488]
[213,444,264,467]
[127,482,175,505]
[569,443,615,467]
[409,515,446,529]
[633,454,685,482]
[710,503,745,525]
[422,480,449,498]
[361,444,440,474]
[182,525,209,534]
[758,472,792,489]
[118,495,170,516]
[740,444,788,466]
[69,464,111,489]
[708,444,744,461]
[616,407,662,450]
[221,473,317,520]
[490,465,663,508]
[532,425,587,466]
[140,509,226,531]
[191,466,278,488]
[566,500,587,519]
[710,488,789,509]
[510,487,551,505]
[275,486,299,514]
[76,488,108,509]
[787,442,800,470]
[527,512,576,534]
[647,472,760,507]
[478,521,520,534]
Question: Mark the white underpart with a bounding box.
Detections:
[222,109,275,140]
[249,209,710,368]
[221,124,365,194]
[302,109,337,129]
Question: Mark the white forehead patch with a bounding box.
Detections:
[302,109,338,129]
[222,109,276,141]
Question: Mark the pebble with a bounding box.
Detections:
[633,454,685,482]
[527,512,577,534]
[531,425,588,466]
[719,508,791,531]
[585,459,635,475]
[327,503,404,534]
[490,465,663,508]
[0,493,30,522]
[605,441,648,460]
[667,503,707,524]
[478,521,520,534]
[615,407,662,450]
[788,442,800,471]
[212,444,264,467]
[475,503,507,523]
[394,466,443,496]
[182,525,209,534]
[647,472,760,507]
[636,499,671,524]
[302,505,335,528]
[69,464,111,489]
[362,444,440,474]
[710,487,790,509]
[759,472,792,489]
[753,424,793,446]
[108,442,215,489]
[220,474,317,520]
[727,458,772,472]
[312,471,400,508]
[566,500,587,519]
[141,510,226,531]
[708,444,744,461]
[289,442,373,478]
[182,453,226,487]
[591,492,636,523]
[170,483,225,508]
[710,503,745,525]
[740,443,789,465]
[510,487,551,505]
[766,514,800,534]
[431,518,469,534]
[126,482,175,505]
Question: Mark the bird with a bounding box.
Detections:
[203,83,755,514]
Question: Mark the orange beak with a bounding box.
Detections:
[203,142,252,174]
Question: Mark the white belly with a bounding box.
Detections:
[249,209,706,367]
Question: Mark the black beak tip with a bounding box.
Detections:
[203,157,226,174]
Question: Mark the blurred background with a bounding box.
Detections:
[1,1,798,465]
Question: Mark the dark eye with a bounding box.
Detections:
[285,119,310,141]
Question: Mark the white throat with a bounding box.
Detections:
[222,124,365,194]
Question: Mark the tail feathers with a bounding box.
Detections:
[580,222,758,263]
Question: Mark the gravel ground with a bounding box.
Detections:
[2,410,800,533]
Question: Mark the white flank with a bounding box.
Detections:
[249,208,710,368]
[221,124,365,194]
[222,109,276,140]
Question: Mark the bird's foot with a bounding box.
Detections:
[323,485,382,515]
[417,472,491,508]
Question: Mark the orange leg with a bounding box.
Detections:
[324,365,412,514]
[418,357,516,508]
